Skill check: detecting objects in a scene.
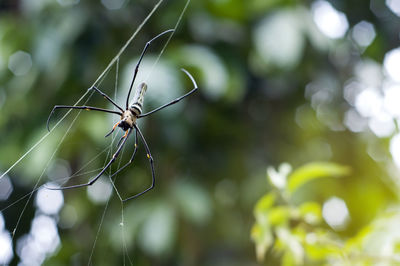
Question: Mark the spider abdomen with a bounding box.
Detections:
[119,82,147,131]
[129,82,147,115]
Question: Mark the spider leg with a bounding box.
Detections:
[105,120,122,138]
[47,105,122,131]
[122,124,155,201]
[138,69,198,118]
[109,130,138,179]
[125,29,174,109]
[89,86,124,112]
[116,130,129,147]
[46,128,132,191]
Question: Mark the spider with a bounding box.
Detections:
[46,29,198,201]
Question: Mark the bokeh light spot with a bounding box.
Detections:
[355,89,382,118]
[173,181,212,225]
[46,160,71,182]
[352,21,376,47]
[0,213,4,231]
[354,60,383,89]
[0,175,13,201]
[322,197,350,230]
[368,111,395,137]
[31,215,60,253]
[383,85,400,117]
[386,0,400,16]
[87,176,113,204]
[254,10,304,69]
[390,134,400,168]
[312,0,349,39]
[17,215,60,265]
[180,45,228,100]
[0,231,13,265]
[343,80,363,106]
[344,109,368,132]
[383,48,400,82]
[101,0,125,10]
[57,0,79,6]
[138,205,176,256]
[35,184,64,215]
[8,50,33,76]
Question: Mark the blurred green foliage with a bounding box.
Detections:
[253,162,400,265]
[1,0,400,265]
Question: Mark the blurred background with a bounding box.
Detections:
[1,0,400,265]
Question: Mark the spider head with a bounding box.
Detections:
[118,120,131,131]
[129,82,147,115]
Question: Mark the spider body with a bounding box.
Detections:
[119,82,147,130]
[46,29,199,201]
[118,113,136,131]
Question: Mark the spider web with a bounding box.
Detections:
[0,0,191,264]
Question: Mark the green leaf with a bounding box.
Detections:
[254,192,276,217]
[299,202,322,225]
[305,242,343,260]
[269,206,291,226]
[287,162,350,195]
[304,230,344,260]
[282,250,296,266]
[345,224,373,250]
